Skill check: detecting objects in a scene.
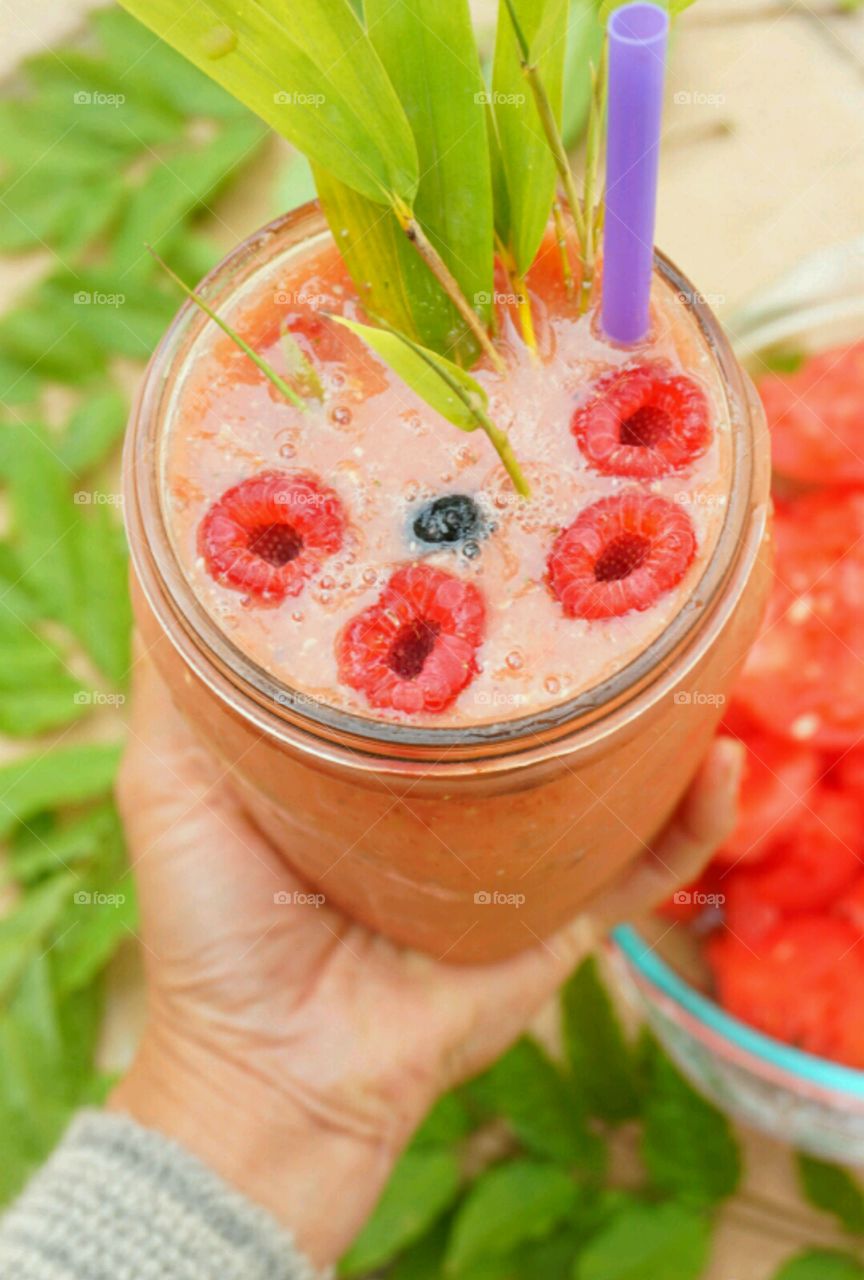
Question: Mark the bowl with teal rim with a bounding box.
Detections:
[610,238,864,1162]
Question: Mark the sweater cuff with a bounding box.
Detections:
[0,1109,329,1280]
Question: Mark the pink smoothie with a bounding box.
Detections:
[161,235,732,729]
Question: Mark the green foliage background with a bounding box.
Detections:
[0,8,863,1279]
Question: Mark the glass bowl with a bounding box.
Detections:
[611,238,864,1163]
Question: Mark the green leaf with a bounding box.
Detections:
[329,316,488,433]
[7,805,118,887]
[561,956,642,1124]
[339,1148,460,1276]
[492,0,569,274]
[0,617,87,738]
[365,0,494,326]
[54,870,137,993]
[314,168,473,364]
[641,1036,741,1207]
[469,1037,604,1173]
[445,1161,579,1274]
[577,1201,710,1280]
[115,0,419,204]
[71,502,133,686]
[562,1,605,148]
[0,876,76,1002]
[59,389,128,476]
[111,117,266,274]
[798,1155,864,1236]
[773,1251,864,1280]
[0,424,78,624]
[0,743,122,839]
[411,1091,475,1148]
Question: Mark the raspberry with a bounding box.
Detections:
[758,340,864,486]
[571,363,712,477]
[337,564,485,714]
[547,492,697,619]
[198,470,346,603]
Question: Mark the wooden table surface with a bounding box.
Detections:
[2,2,864,1274]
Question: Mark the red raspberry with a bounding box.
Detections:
[547,491,697,620]
[571,362,712,478]
[337,564,485,714]
[198,470,346,603]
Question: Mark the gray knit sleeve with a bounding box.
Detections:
[0,1110,329,1280]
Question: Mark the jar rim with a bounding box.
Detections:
[124,202,766,766]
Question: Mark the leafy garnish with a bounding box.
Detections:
[577,1200,711,1280]
[561,955,643,1123]
[148,248,308,410]
[773,1252,864,1280]
[339,1148,462,1277]
[797,1154,864,1236]
[329,316,530,496]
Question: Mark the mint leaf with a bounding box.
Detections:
[577,1201,710,1280]
[469,1036,604,1173]
[0,743,121,839]
[0,875,76,1002]
[641,1036,741,1207]
[773,1251,864,1280]
[445,1160,578,1274]
[798,1155,864,1236]
[8,805,117,886]
[59,389,128,475]
[72,501,132,685]
[561,955,642,1124]
[339,1148,461,1277]
[411,1091,474,1148]
[0,615,87,738]
[54,870,137,993]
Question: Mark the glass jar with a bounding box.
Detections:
[124,203,772,963]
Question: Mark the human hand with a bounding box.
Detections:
[111,652,743,1267]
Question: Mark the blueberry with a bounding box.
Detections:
[413,494,483,547]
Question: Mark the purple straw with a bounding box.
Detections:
[601,2,670,345]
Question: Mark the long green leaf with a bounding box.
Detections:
[365,0,494,327]
[115,0,418,204]
[314,166,474,362]
[492,0,569,275]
